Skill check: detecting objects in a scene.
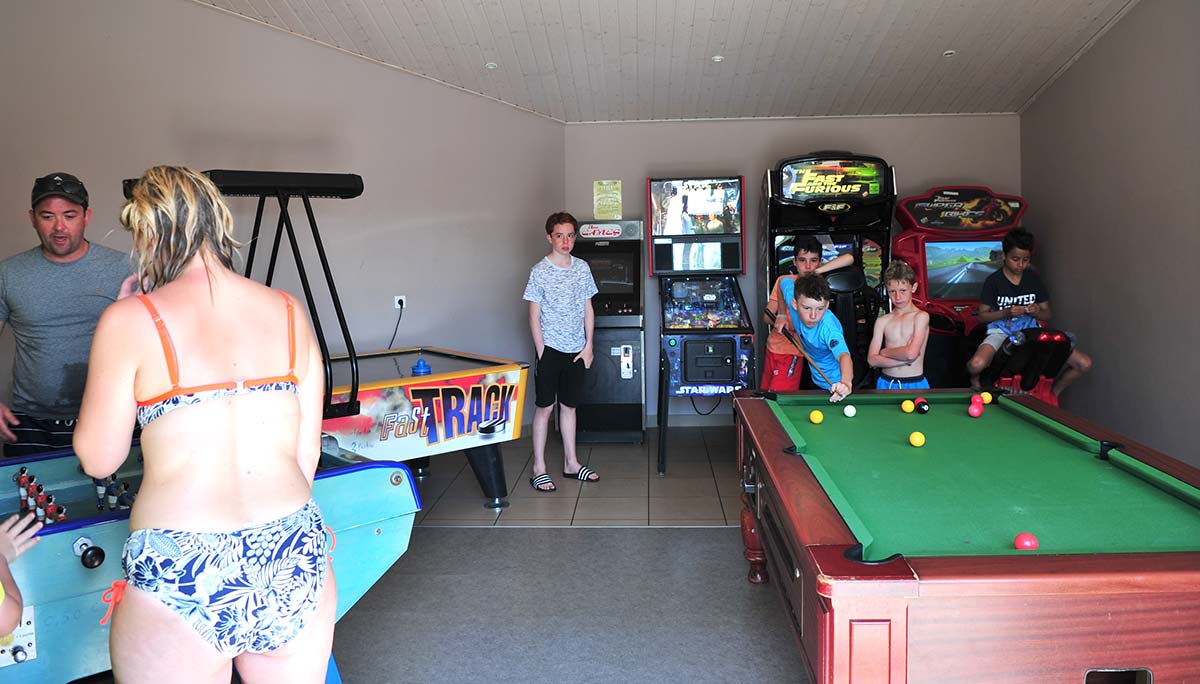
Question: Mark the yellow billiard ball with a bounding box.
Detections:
[981,391,994,405]
[909,431,926,447]
[901,399,915,413]
[809,410,824,424]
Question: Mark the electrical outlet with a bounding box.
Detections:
[394,295,407,310]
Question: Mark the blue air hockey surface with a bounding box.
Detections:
[0,444,420,683]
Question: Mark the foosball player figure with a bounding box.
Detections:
[16,470,33,512]
[105,477,122,511]
[25,483,42,514]
[44,499,60,526]
[117,484,134,510]
[34,489,49,522]
[93,476,109,510]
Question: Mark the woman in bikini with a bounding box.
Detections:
[75,166,334,683]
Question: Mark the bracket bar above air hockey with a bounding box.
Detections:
[123,170,365,420]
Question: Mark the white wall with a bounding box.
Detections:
[1021,0,1199,465]
[565,115,1020,420]
[0,0,564,414]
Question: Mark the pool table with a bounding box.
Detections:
[735,390,1200,684]
[321,347,529,508]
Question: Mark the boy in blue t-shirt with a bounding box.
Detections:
[774,274,853,402]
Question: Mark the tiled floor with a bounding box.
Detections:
[412,425,745,527]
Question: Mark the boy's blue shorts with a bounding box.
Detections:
[876,373,930,391]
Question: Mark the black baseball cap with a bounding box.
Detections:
[31,172,89,209]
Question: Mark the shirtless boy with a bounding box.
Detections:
[867,261,931,390]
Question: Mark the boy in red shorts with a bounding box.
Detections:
[761,237,853,390]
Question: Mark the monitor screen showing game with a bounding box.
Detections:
[587,253,637,295]
[671,242,724,272]
[924,240,1003,300]
[648,177,743,236]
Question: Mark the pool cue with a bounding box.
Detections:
[764,308,838,390]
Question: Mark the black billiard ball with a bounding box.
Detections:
[915,399,930,414]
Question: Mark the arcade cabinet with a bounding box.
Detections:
[572,220,646,443]
[759,151,895,388]
[648,176,755,474]
[892,185,1026,387]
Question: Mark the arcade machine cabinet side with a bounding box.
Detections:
[573,220,647,443]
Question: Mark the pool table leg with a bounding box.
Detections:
[740,496,768,584]
[463,444,510,508]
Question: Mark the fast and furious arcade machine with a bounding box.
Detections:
[649,176,754,474]
[571,220,646,443]
[892,186,1068,400]
[760,152,895,388]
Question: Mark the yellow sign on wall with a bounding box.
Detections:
[593,180,622,219]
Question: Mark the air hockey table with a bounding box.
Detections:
[321,347,530,508]
[0,446,420,683]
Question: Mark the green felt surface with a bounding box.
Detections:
[768,393,1200,561]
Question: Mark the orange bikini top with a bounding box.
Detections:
[134,292,299,427]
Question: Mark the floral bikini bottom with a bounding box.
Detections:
[117,499,328,656]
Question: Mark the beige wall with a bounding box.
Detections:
[565,115,1020,420]
[1021,0,1199,465]
[0,0,564,411]
[10,0,1182,459]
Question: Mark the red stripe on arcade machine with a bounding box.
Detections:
[648,176,754,475]
[892,186,1068,403]
[759,152,896,389]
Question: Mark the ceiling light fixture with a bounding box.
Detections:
[942,49,956,58]
[484,62,499,70]
[711,55,724,63]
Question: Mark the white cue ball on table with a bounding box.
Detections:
[843,405,857,418]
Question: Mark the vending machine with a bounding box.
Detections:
[571,220,646,443]
[648,175,754,474]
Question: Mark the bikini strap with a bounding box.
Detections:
[135,295,181,388]
[281,291,296,373]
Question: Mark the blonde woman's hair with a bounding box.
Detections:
[120,166,238,289]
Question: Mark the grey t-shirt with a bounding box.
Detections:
[523,256,598,354]
[0,243,129,418]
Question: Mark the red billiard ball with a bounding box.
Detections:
[1014,532,1039,550]
[970,393,984,405]
[967,403,984,418]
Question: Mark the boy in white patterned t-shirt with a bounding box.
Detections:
[522,212,600,493]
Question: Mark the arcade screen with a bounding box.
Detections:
[648,177,742,236]
[671,243,724,271]
[587,254,636,294]
[924,240,1003,300]
[780,159,887,202]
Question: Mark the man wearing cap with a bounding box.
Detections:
[0,173,131,457]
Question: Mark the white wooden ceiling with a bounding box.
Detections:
[195,0,1140,123]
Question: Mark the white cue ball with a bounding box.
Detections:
[843,405,857,417]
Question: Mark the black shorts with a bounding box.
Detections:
[3,413,76,458]
[535,346,586,408]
